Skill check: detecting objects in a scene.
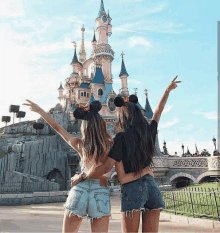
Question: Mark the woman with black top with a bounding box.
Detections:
[83,76,181,233]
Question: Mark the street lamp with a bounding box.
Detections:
[182,143,184,156]
[163,140,166,154]
[212,137,216,150]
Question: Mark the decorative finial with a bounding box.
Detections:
[81,24,85,31]
[121,51,125,59]
[134,88,138,96]
[144,88,148,97]
[72,41,77,49]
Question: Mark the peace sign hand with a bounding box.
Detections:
[22,99,44,114]
[166,75,182,92]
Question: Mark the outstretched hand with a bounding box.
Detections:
[166,75,181,92]
[22,99,44,114]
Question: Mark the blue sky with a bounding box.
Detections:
[0,0,218,155]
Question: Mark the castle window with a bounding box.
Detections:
[84,92,86,97]
[98,88,103,96]
[87,93,89,97]
[81,92,83,97]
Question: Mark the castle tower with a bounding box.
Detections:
[57,82,64,101]
[91,30,97,57]
[119,52,129,96]
[79,25,87,63]
[94,0,114,83]
[144,89,153,118]
[70,41,82,76]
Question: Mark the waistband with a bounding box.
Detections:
[81,177,108,187]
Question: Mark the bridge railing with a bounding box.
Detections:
[162,186,220,221]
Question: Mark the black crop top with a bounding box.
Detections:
[108,120,158,173]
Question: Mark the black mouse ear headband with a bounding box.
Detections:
[73,101,102,120]
[114,94,138,107]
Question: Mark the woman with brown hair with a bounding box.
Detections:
[23,100,153,233]
[83,76,181,233]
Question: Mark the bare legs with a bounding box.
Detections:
[62,210,83,233]
[121,209,161,233]
[62,210,110,233]
[142,209,161,233]
[121,210,141,233]
[91,215,110,232]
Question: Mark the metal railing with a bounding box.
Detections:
[162,187,220,221]
[0,180,59,194]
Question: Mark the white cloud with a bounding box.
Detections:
[158,117,179,129]
[66,16,84,24]
[0,0,24,18]
[144,2,166,14]
[193,110,217,120]
[128,79,142,84]
[182,123,194,132]
[163,105,173,113]
[128,36,151,48]
[0,28,72,128]
[114,20,193,35]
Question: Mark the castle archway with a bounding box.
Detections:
[197,171,219,183]
[46,168,65,190]
[170,172,198,188]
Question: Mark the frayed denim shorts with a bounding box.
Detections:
[120,174,165,215]
[63,178,111,222]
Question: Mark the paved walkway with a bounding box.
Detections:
[0,192,219,232]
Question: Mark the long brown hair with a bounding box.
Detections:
[80,111,113,174]
[114,102,156,176]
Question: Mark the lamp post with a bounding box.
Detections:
[182,144,184,156]
[163,140,166,155]
[212,137,216,150]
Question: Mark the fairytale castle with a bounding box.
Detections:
[57,0,153,126]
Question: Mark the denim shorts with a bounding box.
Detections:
[63,178,111,222]
[120,174,165,215]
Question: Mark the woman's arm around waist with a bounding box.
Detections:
[115,161,154,184]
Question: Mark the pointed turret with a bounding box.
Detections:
[133,88,144,111]
[119,52,129,96]
[70,41,82,66]
[92,31,97,42]
[98,0,105,18]
[107,10,111,20]
[144,89,153,118]
[58,82,64,101]
[79,25,86,63]
[119,54,129,77]
[57,82,64,90]
[91,30,97,57]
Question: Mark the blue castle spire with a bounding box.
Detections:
[98,0,105,17]
[119,53,129,77]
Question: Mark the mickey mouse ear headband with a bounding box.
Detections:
[73,101,102,120]
[114,94,138,107]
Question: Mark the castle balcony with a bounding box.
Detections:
[167,157,208,169]
[94,46,114,60]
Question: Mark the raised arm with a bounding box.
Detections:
[23,99,82,155]
[115,161,154,184]
[152,76,181,124]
